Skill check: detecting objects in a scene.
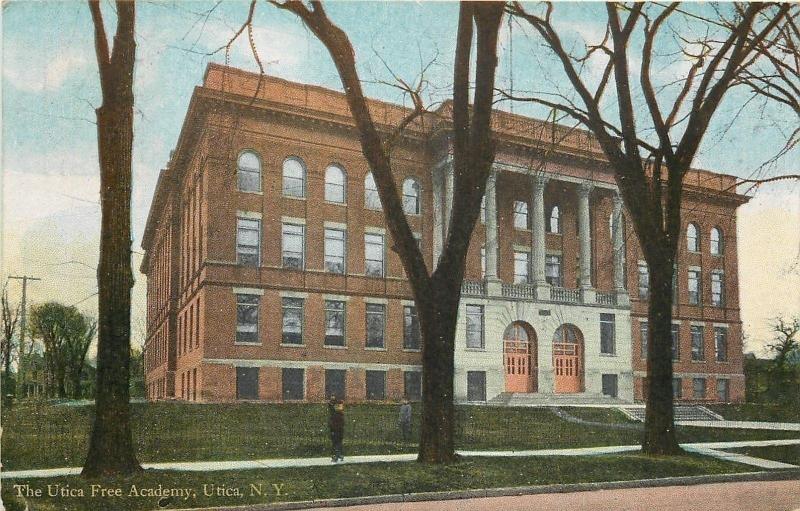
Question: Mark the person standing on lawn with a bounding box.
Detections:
[329,398,345,462]
[398,399,412,441]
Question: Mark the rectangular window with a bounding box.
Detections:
[640,321,649,359]
[364,233,385,277]
[691,325,705,361]
[688,269,700,305]
[711,271,725,307]
[236,218,260,266]
[366,370,386,400]
[324,228,346,274]
[513,201,528,229]
[673,377,683,398]
[467,371,486,402]
[600,313,616,355]
[281,297,303,345]
[325,369,346,401]
[671,324,680,361]
[693,377,706,399]
[545,255,563,287]
[717,379,730,402]
[514,251,529,284]
[282,368,304,400]
[236,294,259,344]
[715,327,728,362]
[282,223,305,269]
[236,367,259,400]
[365,303,385,348]
[601,374,618,398]
[638,262,649,299]
[403,305,421,350]
[324,300,346,346]
[465,305,484,349]
[404,371,422,401]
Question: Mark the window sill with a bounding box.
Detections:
[281,266,305,272]
[237,189,263,195]
[403,348,422,353]
[324,345,348,350]
[324,201,347,207]
[280,343,306,348]
[465,347,486,352]
[282,195,307,201]
[365,207,383,212]
[690,359,706,363]
[365,346,387,351]
[234,342,262,346]
[599,353,617,357]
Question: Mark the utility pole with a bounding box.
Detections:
[8,275,41,397]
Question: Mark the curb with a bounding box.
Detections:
[186,468,800,511]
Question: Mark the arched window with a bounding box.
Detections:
[686,223,699,252]
[549,205,561,234]
[553,324,581,344]
[282,157,306,198]
[364,172,381,210]
[402,177,421,215]
[237,150,261,192]
[325,165,346,203]
[503,322,530,343]
[514,201,529,229]
[710,227,723,255]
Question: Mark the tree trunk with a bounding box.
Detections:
[417,284,461,463]
[82,98,141,477]
[642,252,682,455]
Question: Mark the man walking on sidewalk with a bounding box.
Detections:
[329,398,345,462]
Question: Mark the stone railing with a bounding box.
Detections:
[551,287,580,303]
[461,280,485,296]
[596,291,617,306]
[501,283,537,299]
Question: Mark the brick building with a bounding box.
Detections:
[141,64,747,404]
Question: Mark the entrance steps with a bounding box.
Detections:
[487,392,632,407]
[618,405,723,422]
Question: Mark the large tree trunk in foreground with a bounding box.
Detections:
[643,251,681,454]
[417,279,463,462]
[82,0,141,477]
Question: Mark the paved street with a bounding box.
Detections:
[308,480,800,511]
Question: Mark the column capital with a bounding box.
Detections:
[612,192,623,208]
[577,181,594,197]
[533,173,549,190]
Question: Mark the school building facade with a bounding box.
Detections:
[141,64,747,405]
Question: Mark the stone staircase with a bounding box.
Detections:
[486,392,632,407]
[618,405,723,422]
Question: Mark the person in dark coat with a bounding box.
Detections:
[398,400,412,441]
[328,398,345,462]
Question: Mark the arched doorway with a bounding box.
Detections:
[553,324,584,393]
[503,322,537,393]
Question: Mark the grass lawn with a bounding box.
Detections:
[707,403,800,423]
[726,445,800,466]
[558,406,637,424]
[3,401,798,470]
[1,452,751,511]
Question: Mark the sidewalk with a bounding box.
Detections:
[3,439,798,480]
[676,420,800,431]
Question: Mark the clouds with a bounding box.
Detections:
[4,40,91,93]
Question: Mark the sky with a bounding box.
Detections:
[1,1,798,355]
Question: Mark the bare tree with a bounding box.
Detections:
[506,2,792,454]
[82,0,141,477]
[1,286,21,379]
[264,0,504,462]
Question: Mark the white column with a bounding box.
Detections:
[612,193,630,305]
[531,175,548,286]
[577,182,593,290]
[444,163,454,239]
[484,171,499,282]
[432,165,443,264]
